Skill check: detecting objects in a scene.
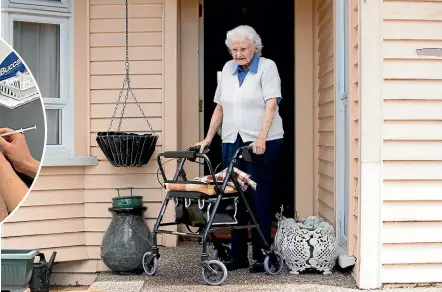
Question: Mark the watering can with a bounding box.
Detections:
[29,251,57,292]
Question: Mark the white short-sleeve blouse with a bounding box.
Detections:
[214,56,284,144]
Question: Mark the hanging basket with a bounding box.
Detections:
[96,131,158,167]
[96,0,158,167]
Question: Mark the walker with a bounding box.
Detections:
[142,145,284,285]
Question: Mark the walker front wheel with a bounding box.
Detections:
[142,251,159,276]
[201,260,228,286]
[264,252,284,275]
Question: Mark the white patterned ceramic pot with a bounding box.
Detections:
[273,215,339,275]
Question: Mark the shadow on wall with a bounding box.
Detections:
[0,98,46,161]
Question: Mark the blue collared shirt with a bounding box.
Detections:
[232,55,281,104]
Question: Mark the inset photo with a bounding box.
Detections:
[0,37,46,222]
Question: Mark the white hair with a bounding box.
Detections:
[225,25,263,56]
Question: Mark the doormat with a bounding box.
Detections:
[88,280,144,292]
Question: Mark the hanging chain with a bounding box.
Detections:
[116,0,131,131]
[107,0,155,134]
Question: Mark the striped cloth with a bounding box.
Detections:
[194,167,257,192]
[165,182,236,196]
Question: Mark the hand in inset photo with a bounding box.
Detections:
[0,37,46,224]
[0,149,29,217]
[0,127,40,218]
[0,127,40,178]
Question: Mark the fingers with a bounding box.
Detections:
[249,142,255,152]
[0,131,32,175]
[251,141,265,155]
[197,139,212,153]
[200,142,208,153]
[195,141,206,153]
[0,136,10,150]
[0,128,19,143]
[0,128,14,134]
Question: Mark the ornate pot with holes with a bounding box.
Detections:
[273,214,339,275]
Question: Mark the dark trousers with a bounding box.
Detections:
[222,134,283,262]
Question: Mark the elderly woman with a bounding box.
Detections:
[196,25,284,273]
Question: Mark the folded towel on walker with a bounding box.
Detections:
[194,167,257,192]
[164,167,256,196]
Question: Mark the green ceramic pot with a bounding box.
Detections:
[112,196,143,209]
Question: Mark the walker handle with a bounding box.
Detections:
[156,146,218,188]
[161,151,197,160]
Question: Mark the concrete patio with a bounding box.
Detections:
[85,241,441,292]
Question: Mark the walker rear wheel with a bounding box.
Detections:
[142,251,159,276]
[264,252,284,275]
[201,260,228,286]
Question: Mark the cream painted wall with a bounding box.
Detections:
[380,0,442,285]
[314,0,336,226]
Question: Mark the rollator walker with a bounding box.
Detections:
[142,144,284,286]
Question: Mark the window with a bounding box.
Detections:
[1,0,74,157]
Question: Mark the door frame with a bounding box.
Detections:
[197,0,297,219]
[335,0,350,251]
[193,0,315,219]
[358,0,383,288]
[198,0,205,176]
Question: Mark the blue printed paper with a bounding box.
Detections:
[0,51,26,82]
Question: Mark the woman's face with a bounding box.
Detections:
[231,38,255,66]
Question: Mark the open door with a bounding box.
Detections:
[200,0,295,226]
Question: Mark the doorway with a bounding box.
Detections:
[200,0,295,219]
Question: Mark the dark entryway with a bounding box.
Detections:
[201,0,295,220]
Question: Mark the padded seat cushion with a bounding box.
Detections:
[165,181,237,196]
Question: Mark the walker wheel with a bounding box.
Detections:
[201,260,228,286]
[142,251,159,276]
[264,252,284,275]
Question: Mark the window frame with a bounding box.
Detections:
[1,0,75,158]
[5,0,69,13]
